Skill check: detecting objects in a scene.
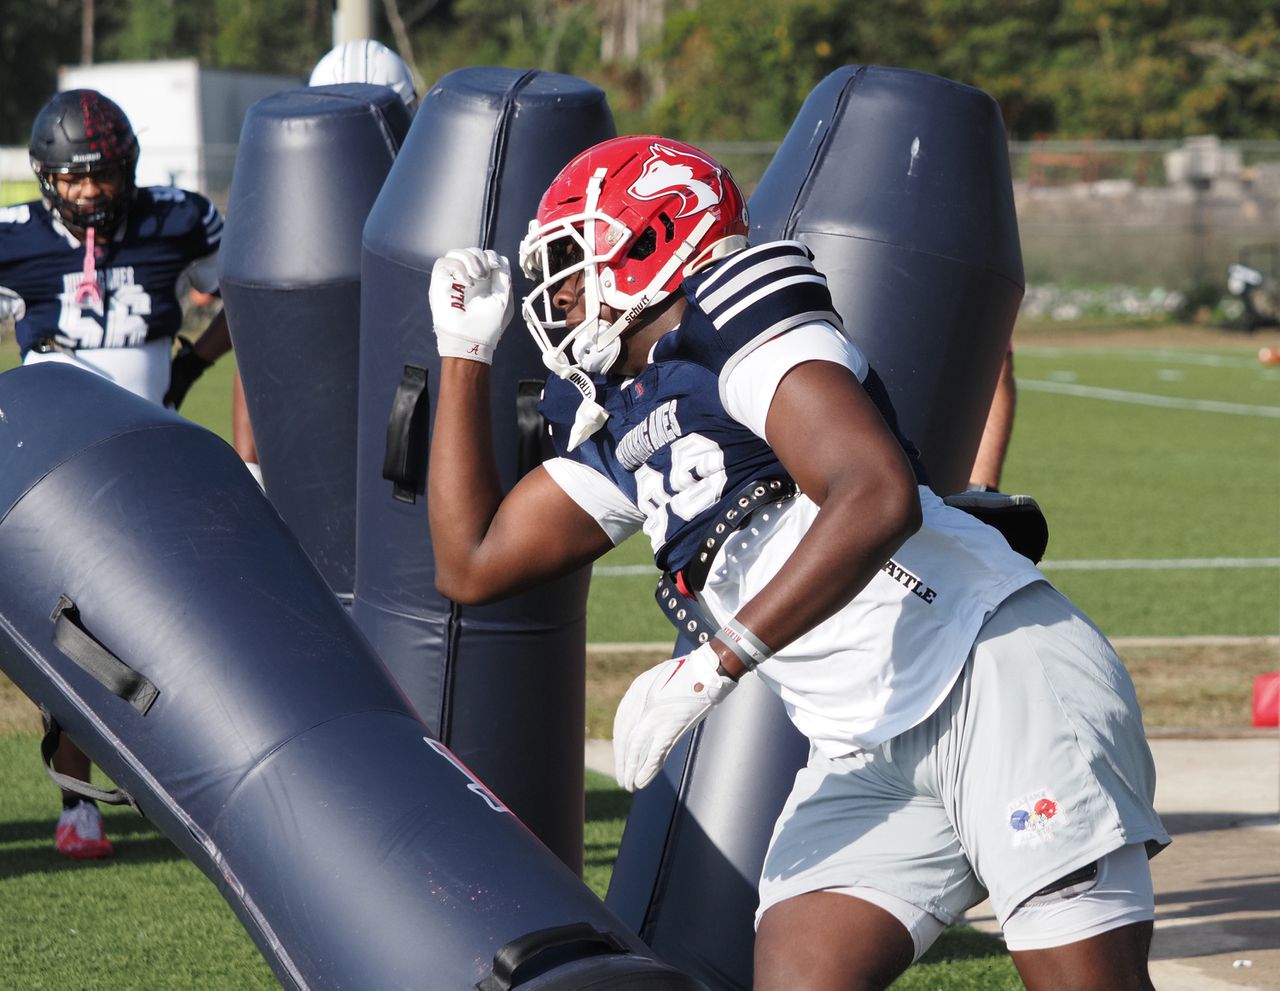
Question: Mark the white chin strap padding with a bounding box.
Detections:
[573,332,622,376]
[555,364,611,451]
[567,399,609,451]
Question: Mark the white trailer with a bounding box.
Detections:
[58,59,299,202]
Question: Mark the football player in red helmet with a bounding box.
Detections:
[518,136,749,447]
[426,135,1167,991]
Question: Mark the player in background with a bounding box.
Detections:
[228,38,420,484]
[0,89,231,858]
[970,348,1016,491]
[424,135,1169,990]
[308,37,420,112]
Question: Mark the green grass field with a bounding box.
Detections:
[0,325,1277,988]
[588,328,1280,643]
[0,179,38,207]
[0,728,630,990]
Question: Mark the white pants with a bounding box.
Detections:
[757,581,1170,928]
[23,338,172,406]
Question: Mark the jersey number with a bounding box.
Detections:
[634,433,727,551]
[59,272,152,347]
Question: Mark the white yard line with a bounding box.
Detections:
[594,564,661,577]
[1041,557,1280,570]
[1019,378,1280,418]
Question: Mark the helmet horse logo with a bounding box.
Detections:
[627,143,724,219]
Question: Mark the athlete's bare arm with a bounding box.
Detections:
[720,358,922,672]
[192,306,232,363]
[970,349,1015,490]
[427,356,614,605]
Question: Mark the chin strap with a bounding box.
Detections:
[542,350,609,451]
[549,212,726,450]
[686,233,750,275]
[588,211,720,366]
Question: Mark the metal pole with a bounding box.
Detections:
[81,0,94,64]
[334,0,375,45]
[1191,176,1211,292]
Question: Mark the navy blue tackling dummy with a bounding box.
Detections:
[0,88,233,861]
[427,135,1169,990]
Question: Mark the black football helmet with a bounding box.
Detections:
[29,89,139,232]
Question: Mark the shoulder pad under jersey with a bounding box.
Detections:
[673,240,843,378]
[134,187,223,252]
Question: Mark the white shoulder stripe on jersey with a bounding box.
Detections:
[695,239,812,295]
[698,249,818,312]
[712,272,835,330]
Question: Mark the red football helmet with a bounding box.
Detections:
[519,135,748,383]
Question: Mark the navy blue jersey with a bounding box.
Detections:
[0,188,221,356]
[540,241,921,574]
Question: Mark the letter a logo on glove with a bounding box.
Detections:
[429,247,514,366]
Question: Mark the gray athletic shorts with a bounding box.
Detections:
[757,580,1171,927]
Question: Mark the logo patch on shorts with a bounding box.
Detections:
[1006,789,1067,847]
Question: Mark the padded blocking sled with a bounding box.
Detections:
[219,83,412,605]
[607,65,1026,989]
[353,68,615,872]
[750,64,1024,496]
[0,364,698,991]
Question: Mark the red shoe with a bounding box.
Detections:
[55,800,114,859]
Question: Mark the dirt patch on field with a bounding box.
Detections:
[0,674,42,737]
[584,639,1278,739]
[4,637,1273,743]
[1120,639,1278,731]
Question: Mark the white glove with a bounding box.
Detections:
[429,248,513,364]
[613,642,738,792]
[0,286,26,323]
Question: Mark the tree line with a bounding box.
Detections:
[3,0,1278,146]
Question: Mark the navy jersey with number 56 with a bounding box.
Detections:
[0,188,222,356]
